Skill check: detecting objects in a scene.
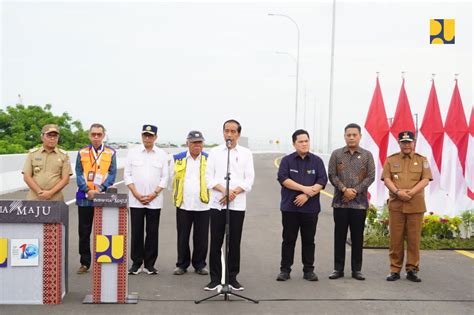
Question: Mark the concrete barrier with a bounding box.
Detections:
[0,150,128,194]
[0,147,188,194]
[0,148,329,195]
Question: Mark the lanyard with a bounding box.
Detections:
[89,144,104,171]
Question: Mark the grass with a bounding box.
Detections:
[364,234,474,250]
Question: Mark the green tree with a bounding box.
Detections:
[0,104,89,154]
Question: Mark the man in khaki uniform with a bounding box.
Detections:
[382,131,432,282]
[22,124,73,201]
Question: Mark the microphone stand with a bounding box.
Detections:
[195,141,258,304]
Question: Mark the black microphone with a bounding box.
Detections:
[226,138,232,148]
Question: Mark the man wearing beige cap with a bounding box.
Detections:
[170,130,210,276]
[22,124,73,201]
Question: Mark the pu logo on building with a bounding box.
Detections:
[0,238,7,268]
[95,235,124,263]
[430,19,455,44]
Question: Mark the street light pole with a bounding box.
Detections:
[327,0,337,153]
[268,13,300,131]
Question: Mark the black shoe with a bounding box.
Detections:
[303,271,319,281]
[352,271,365,281]
[128,264,142,275]
[195,268,209,275]
[143,266,159,275]
[406,270,422,282]
[386,272,400,281]
[276,272,291,281]
[329,270,344,280]
[173,267,187,275]
[204,281,222,291]
[229,279,244,291]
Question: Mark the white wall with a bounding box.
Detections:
[0,150,128,194]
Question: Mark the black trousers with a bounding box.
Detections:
[280,211,319,273]
[209,208,245,283]
[78,206,94,268]
[176,208,210,270]
[130,207,161,269]
[333,207,367,272]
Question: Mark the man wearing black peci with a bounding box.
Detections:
[204,119,255,291]
[124,124,169,275]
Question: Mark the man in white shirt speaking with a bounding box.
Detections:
[124,124,169,275]
[171,130,211,276]
[204,119,255,291]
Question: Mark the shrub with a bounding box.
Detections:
[364,207,472,249]
[460,210,474,238]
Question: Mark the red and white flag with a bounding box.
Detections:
[387,79,416,155]
[362,77,390,207]
[417,80,445,213]
[466,106,474,200]
[440,80,470,215]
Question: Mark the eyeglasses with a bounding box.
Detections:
[90,133,104,138]
[44,133,59,139]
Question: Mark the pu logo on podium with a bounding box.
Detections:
[0,238,7,268]
[10,239,39,266]
[95,235,124,263]
[430,19,455,44]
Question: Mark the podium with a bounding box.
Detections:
[83,191,137,304]
[0,200,69,304]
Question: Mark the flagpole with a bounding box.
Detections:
[313,96,317,152]
[414,113,418,138]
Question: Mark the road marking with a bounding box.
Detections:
[320,190,334,198]
[455,250,474,259]
[274,156,283,168]
[65,180,125,206]
[274,156,334,199]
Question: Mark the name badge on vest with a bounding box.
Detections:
[87,171,95,182]
[93,173,103,186]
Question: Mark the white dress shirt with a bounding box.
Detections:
[169,151,210,211]
[205,144,255,211]
[124,145,169,209]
